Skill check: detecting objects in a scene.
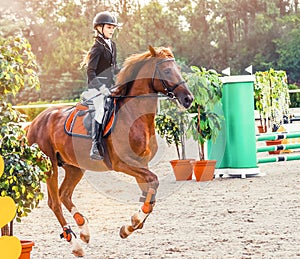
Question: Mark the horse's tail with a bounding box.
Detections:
[22,122,31,136]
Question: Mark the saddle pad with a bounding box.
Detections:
[64,104,91,138]
[64,102,116,139]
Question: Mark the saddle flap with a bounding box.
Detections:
[102,98,116,137]
[64,103,91,138]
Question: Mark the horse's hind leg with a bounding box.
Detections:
[47,164,84,257]
[59,165,90,244]
[46,165,68,228]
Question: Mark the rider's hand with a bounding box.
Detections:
[99,85,111,96]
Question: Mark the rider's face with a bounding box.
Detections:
[101,24,116,39]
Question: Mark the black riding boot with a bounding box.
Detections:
[90,120,104,160]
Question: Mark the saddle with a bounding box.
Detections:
[64,98,116,139]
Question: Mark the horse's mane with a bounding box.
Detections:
[113,46,174,96]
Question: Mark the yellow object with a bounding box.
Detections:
[0,236,22,259]
[0,196,22,258]
[0,155,4,177]
[0,156,22,258]
[0,196,16,228]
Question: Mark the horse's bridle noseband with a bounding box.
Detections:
[153,58,186,99]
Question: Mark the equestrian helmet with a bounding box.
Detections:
[93,11,118,28]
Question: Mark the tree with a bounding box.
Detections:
[1,0,92,103]
[2,0,300,103]
[117,1,183,59]
[276,14,300,83]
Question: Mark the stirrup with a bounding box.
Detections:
[90,143,103,160]
[90,153,103,160]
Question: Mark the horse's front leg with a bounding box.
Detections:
[120,187,156,238]
[117,166,159,239]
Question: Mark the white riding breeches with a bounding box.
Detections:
[81,86,110,124]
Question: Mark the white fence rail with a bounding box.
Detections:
[12,102,77,109]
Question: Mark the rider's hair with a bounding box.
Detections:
[80,25,103,69]
[80,51,90,69]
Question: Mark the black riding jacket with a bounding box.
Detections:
[87,35,117,89]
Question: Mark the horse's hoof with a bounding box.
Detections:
[131,214,144,230]
[136,222,144,229]
[120,225,135,239]
[119,225,128,239]
[80,233,90,243]
[131,213,140,228]
[71,238,85,257]
[72,248,85,257]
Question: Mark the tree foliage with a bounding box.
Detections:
[1,0,300,104]
[0,36,40,97]
[0,35,51,227]
[185,66,223,160]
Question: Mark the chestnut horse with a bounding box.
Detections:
[26,46,193,257]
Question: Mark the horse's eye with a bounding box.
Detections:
[164,68,171,75]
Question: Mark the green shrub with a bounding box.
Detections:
[0,102,51,222]
[0,34,51,229]
[289,84,300,108]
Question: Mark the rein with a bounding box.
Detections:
[111,93,166,99]
[80,92,169,108]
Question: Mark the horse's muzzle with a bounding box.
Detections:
[181,94,194,109]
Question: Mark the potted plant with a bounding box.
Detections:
[0,34,51,258]
[185,66,223,181]
[254,69,290,133]
[155,100,194,181]
[254,69,290,154]
[253,74,267,133]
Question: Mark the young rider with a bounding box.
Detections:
[82,11,118,160]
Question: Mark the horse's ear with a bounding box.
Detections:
[149,45,156,57]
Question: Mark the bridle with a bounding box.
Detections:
[152,58,186,99]
[84,58,187,102]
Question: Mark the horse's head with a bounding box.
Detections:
[148,46,194,109]
[115,46,193,108]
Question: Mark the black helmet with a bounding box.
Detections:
[93,11,118,28]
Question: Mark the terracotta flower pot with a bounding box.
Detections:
[191,160,216,182]
[19,240,34,259]
[266,140,282,155]
[257,125,267,133]
[170,159,195,181]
